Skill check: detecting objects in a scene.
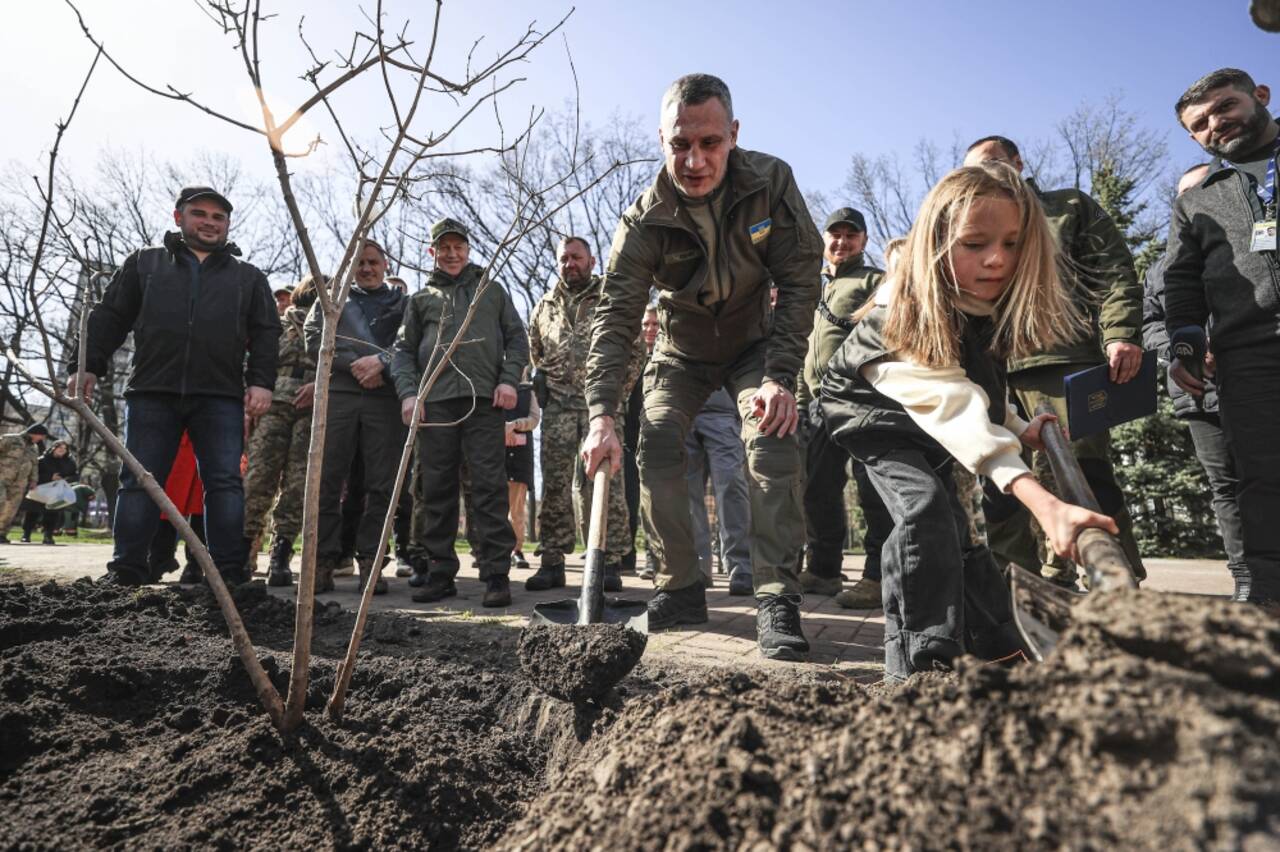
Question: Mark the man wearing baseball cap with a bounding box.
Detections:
[0,424,49,543]
[391,217,529,607]
[796,207,889,604]
[69,184,281,586]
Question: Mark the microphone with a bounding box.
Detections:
[1170,326,1207,383]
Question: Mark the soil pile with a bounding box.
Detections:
[518,623,647,703]
[499,590,1280,850]
[0,579,558,849]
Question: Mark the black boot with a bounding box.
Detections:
[602,562,623,593]
[647,583,708,630]
[358,558,388,595]
[179,562,202,584]
[525,559,566,591]
[267,535,294,587]
[756,594,809,661]
[483,574,511,607]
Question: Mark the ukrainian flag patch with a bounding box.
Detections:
[749,218,772,244]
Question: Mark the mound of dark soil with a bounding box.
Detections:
[498,590,1280,850]
[518,623,647,703]
[0,579,559,849]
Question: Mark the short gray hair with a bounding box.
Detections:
[1175,68,1258,119]
[661,73,733,121]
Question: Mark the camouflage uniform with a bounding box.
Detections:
[530,276,644,565]
[0,434,38,533]
[243,305,315,542]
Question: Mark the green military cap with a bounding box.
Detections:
[430,217,470,244]
[823,207,866,233]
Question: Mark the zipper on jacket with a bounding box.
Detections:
[180,252,202,398]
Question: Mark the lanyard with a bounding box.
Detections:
[1255,137,1279,212]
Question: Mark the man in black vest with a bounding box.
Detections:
[71,186,281,586]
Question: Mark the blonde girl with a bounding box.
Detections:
[818,163,1117,682]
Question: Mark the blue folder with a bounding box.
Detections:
[1063,350,1157,440]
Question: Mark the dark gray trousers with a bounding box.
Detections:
[318,390,405,562]
[1185,416,1247,582]
[843,435,1017,681]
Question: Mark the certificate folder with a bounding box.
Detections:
[1063,351,1157,440]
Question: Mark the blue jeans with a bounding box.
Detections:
[110,394,246,580]
[685,403,752,577]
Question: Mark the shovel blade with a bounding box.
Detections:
[530,598,649,633]
[1010,565,1085,662]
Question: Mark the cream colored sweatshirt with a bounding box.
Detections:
[860,285,1032,492]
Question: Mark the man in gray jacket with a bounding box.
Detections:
[1165,68,1280,607]
[304,239,406,595]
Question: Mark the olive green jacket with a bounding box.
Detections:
[796,255,884,407]
[584,147,823,420]
[391,263,528,404]
[1011,179,1142,373]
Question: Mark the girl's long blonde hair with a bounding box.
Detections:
[859,163,1087,367]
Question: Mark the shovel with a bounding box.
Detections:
[1010,402,1138,660]
[530,466,649,631]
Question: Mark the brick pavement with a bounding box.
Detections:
[0,541,1235,682]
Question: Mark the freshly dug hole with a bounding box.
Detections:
[496,590,1280,851]
[518,622,647,703]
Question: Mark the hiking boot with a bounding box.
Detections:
[334,555,355,577]
[100,568,145,587]
[394,560,414,578]
[728,568,754,597]
[177,560,202,584]
[217,563,249,587]
[42,533,55,546]
[357,558,388,595]
[314,559,336,594]
[799,570,843,596]
[483,575,512,607]
[603,563,623,593]
[756,594,809,661]
[412,576,457,603]
[647,583,708,630]
[267,535,294,587]
[638,563,656,581]
[835,577,882,610]
[525,560,566,591]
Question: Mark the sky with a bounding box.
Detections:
[5,1,1277,232]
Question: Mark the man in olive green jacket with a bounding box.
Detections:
[391,218,529,608]
[796,208,890,600]
[580,73,822,661]
[964,136,1146,586]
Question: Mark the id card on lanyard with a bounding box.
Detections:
[1249,139,1278,253]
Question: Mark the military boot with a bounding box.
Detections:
[525,557,566,591]
[647,583,708,630]
[267,535,294,587]
[756,594,809,661]
[315,559,336,594]
[357,558,388,595]
[602,562,623,593]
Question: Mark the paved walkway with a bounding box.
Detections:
[0,541,1234,681]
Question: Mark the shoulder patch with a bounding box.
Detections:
[749,218,772,244]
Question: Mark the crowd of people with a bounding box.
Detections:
[1,66,1274,676]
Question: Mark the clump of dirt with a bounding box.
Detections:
[518,623,647,703]
[0,579,564,849]
[497,590,1280,850]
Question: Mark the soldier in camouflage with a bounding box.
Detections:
[242,276,320,586]
[0,424,48,543]
[526,236,645,592]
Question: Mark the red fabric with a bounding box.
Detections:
[161,433,204,518]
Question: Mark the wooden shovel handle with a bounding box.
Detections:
[587,466,610,551]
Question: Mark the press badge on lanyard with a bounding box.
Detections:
[1250,143,1277,253]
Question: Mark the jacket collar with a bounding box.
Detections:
[636,147,769,229]
[825,255,867,278]
[427,262,483,289]
[551,274,599,305]
[162,230,241,261]
[1203,117,1280,186]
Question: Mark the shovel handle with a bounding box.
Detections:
[586,466,610,551]
[1033,402,1138,591]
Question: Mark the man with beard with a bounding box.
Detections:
[69,186,280,586]
[1165,68,1280,607]
[525,236,644,592]
[581,73,822,660]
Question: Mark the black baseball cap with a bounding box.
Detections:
[25,424,50,437]
[175,185,233,214]
[430,217,469,244]
[823,207,866,233]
